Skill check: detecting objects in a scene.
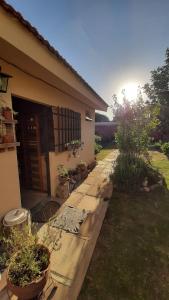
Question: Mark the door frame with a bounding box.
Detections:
[12,95,51,197]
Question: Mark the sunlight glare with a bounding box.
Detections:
[122,82,139,100]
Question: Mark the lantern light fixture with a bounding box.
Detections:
[0,67,12,93]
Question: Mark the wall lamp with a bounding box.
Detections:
[0,67,12,93]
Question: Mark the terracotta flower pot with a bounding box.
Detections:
[7,245,50,300]
[81,169,88,180]
[59,175,69,185]
[3,134,14,143]
[2,108,12,120]
[7,269,48,300]
[75,171,82,182]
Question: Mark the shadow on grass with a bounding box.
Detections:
[79,186,169,300]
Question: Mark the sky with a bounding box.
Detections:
[6,0,169,119]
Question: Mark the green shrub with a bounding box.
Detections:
[161,142,169,156]
[114,99,160,157]
[148,141,162,151]
[95,135,103,154]
[113,154,160,192]
[8,244,49,287]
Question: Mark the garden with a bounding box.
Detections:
[79,49,169,300]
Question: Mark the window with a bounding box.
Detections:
[51,107,81,152]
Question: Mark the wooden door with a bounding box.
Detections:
[17,113,44,191]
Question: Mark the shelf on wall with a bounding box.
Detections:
[0,142,20,151]
[1,119,17,125]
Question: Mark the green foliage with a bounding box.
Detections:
[161,142,169,156]
[95,135,103,154]
[0,223,61,287]
[114,97,160,156]
[8,244,49,287]
[57,164,69,178]
[77,160,87,170]
[144,48,169,140]
[112,93,160,192]
[0,225,36,272]
[113,154,160,191]
[148,141,162,151]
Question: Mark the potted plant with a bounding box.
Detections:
[57,164,69,184]
[77,160,87,172]
[77,160,88,180]
[68,169,79,191]
[3,133,14,143]
[0,225,50,300]
[0,218,62,300]
[7,243,50,300]
[65,140,84,157]
[2,106,12,120]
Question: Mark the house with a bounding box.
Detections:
[0,0,107,218]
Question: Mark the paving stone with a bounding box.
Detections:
[50,231,86,283]
[83,176,102,186]
[86,178,111,198]
[64,192,84,207]
[75,183,91,194]
[77,195,101,212]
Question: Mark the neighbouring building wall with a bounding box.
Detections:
[95,122,117,144]
[0,59,95,216]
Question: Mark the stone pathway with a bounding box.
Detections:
[0,150,118,300]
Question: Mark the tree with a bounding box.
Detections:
[95,112,109,122]
[144,48,169,140]
[112,95,160,157]
[111,94,160,192]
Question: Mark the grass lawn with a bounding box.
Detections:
[96,148,113,161]
[79,151,169,300]
[151,151,169,189]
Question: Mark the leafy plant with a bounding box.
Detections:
[161,142,169,156]
[113,154,160,191]
[144,48,169,141]
[8,244,49,287]
[65,140,84,157]
[148,141,162,151]
[77,160,87,171]
[113,96,160,157]
[57,164,69,178]
[0,222,61,287]
[111,93,160,191]
[95,135,103,154]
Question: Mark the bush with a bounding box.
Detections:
[161,142,169,156]
[113,154,160,192]
[95,135,103,154]
[148,141,162,151]
[112,96,160,192]
[8,244,49,287]
[114,99,160,156]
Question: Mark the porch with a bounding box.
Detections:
[0,151,117,300]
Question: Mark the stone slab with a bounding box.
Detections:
[74,183,90,194]
[77,195,101,212]
[64,191,84,207]
[50,231,86,284]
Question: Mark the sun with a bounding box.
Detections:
[122,82,139,100]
